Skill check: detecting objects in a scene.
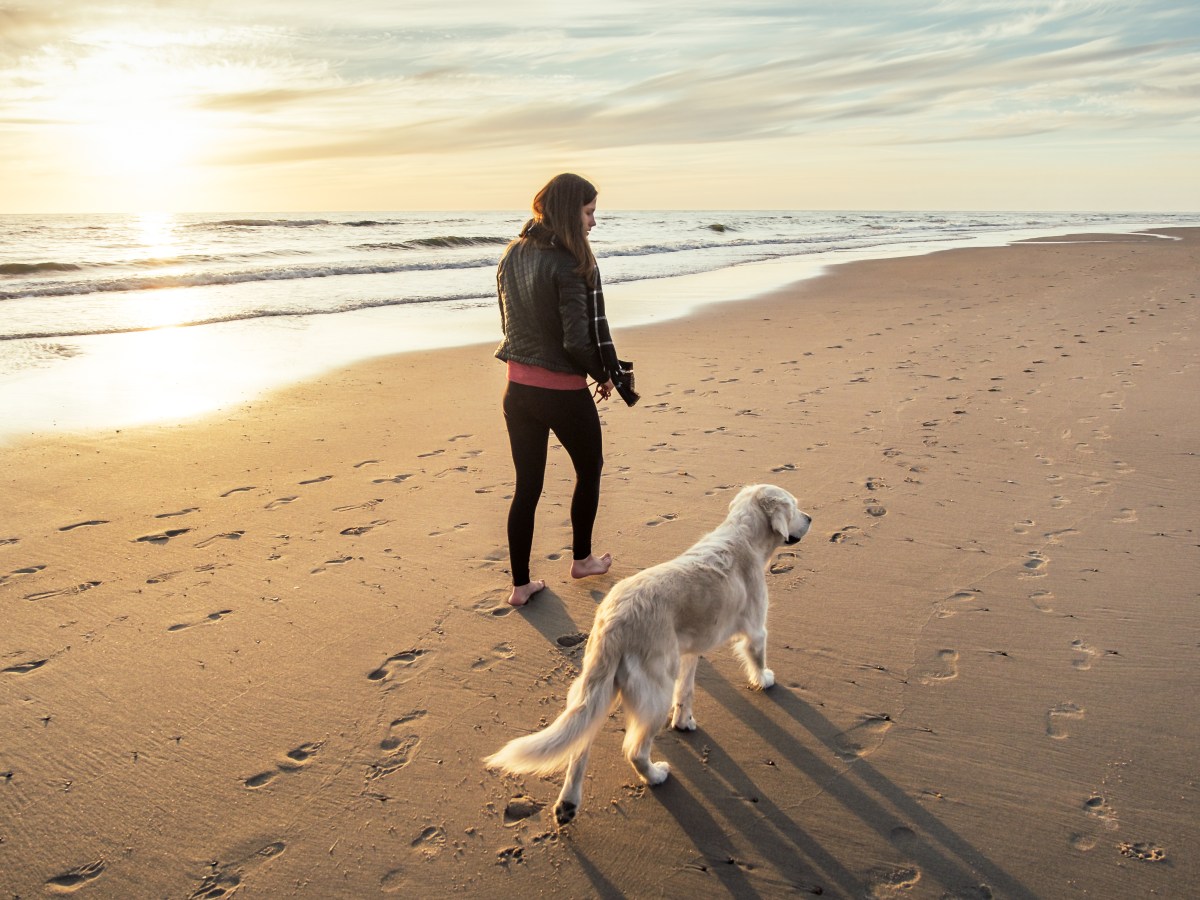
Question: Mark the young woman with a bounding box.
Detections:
[494,173,625,606]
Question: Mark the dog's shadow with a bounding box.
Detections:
[509,587,592,652]
[649,659,1038,899]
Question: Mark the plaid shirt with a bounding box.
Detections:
[588,272,624,381]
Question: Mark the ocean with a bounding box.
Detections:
[1,209,1195,441]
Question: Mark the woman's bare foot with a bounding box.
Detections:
[507,580,545,607]
[570,553,612,579]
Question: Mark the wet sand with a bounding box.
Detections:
[1,230,1197,898]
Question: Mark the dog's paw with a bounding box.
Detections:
[670,708,697,731]
[645,761,671,785]
[553,800,577,827]
[752,669,775,690]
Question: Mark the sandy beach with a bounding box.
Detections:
[1,230,1197,898]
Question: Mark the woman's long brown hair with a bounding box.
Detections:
[521,173,598,285]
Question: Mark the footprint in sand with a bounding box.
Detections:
[864,864,921,898]
[45,859,106,892]
[266,496,298,510]
[417,449,444,459]
[168,609,234,632]
[334,499,385,512]
[380,869,406,893]
[354,459,381,468]
[187,840,285,898]
[832,713,893,761]
[24,581,102,602]
[1044,528,1079,545]
[299,475,333,485]
[372,474,413,484]
[2,658,49,675]
[1119,841,1167,862]
[915,649,959,685]
[220,486,255,497]
[471,641,515,670]
[1023,552,1049,576]
[865,504,887,518]
[1071,640,1097,670]
[340,520,390,536]
[134,528,191,544]
[58,520,109,532]
[503,795,544,827]
[770,551,797,575]
[1050,495,1071,509]
[1112,508,1138,524]
[156,507,199,518]
[1083,794,1118,831]
[471,597,514,618]
[934,589,982,619]
[244,742,323,788]
[411,825,448,859]
[1047,702,1085,739]
[830,525,863,544]
[195,532,244,548]
[367,732,421,780]
[645,513,678,527]
[1030,590,1055,613]
[367,649,428,682]
[0,564,46,586]
[310,556,355,574]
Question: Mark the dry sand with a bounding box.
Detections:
[2,230,1197,898]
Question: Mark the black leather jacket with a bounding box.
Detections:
[494,235,608,384]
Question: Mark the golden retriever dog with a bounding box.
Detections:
[485,484,811,826]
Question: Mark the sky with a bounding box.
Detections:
[1,1,1198,213]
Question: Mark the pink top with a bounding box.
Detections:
[507,360,588,390]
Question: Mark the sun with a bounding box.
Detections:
[47,26,219,204]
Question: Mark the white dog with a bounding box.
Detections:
[485,484,811,826]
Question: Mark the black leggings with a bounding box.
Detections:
[502,381,604,586]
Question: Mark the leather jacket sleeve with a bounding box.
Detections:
[556,266,607,382]
[495,239,608,383]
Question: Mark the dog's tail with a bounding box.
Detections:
[484,627,621,777]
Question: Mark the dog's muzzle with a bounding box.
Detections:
[784,513,812,545]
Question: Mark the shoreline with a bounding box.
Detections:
[0,219,1188,445]
[2,230,1197,897]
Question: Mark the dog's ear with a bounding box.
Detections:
[759,488,796,541]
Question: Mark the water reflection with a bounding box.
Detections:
[133,211,180,264]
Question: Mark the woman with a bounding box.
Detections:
[495,173,625,607]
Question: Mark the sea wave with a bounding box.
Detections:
[186,217,416,230]
[1,261,83,275]
[358,236,510,250]
[0,291,491,342]
[0,257,499,301]
[191,218,335,229]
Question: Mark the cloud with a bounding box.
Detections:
[2,0,1198,210]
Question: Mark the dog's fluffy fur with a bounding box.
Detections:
[485,484,811,826]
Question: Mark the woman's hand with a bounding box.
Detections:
[594,379,615,402]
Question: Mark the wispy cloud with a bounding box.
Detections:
[1,1,1197,210]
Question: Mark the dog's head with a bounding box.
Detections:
[736,484,812,545]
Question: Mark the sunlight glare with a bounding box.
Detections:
[137,211,180,251]
[51,27,220,201]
